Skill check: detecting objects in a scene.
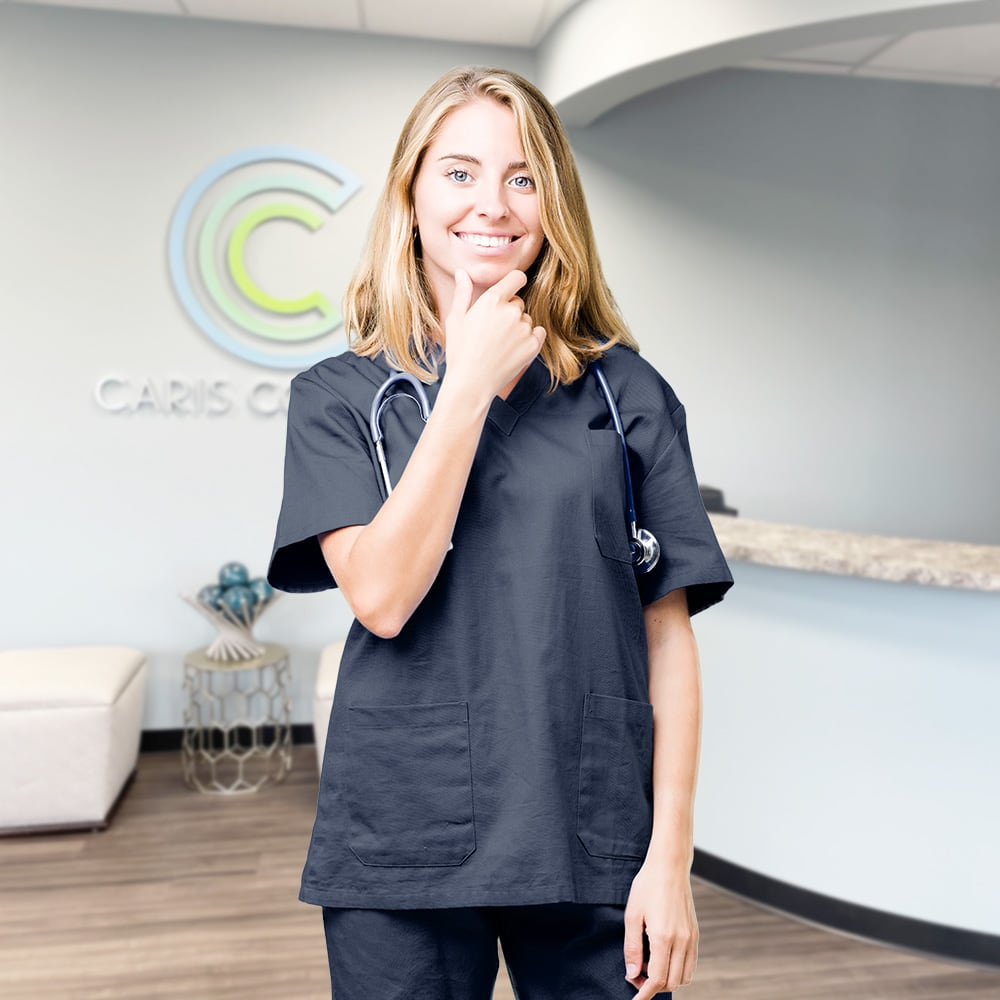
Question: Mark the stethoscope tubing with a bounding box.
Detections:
[369,373,431,498]
[590,361,638,532]
[368,359,658,573]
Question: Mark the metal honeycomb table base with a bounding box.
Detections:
[181,642,293,795]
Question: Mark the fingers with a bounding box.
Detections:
[622,910,644,986]
[448,268,474,320]
[487,268,528,302]
[629,931,696,998]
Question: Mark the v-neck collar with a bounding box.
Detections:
[452,355,549,436]
[355,351,549,436]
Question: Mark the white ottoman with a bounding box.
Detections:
[0,646,147,833]
[313,640,345,772]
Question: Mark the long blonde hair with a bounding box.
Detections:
[343,66,638,388]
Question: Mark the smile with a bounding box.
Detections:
[456,233,518,248]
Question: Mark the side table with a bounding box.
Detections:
[182,642,292,794]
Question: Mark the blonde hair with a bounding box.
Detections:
[343,66,639,388]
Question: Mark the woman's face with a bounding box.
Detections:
[411,98,545,317]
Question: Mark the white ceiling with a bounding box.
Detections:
[744,23,1000,89]
[4,0,585,48]
[5,0,1000,89]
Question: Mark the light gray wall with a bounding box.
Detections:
[696,561,1000,934]
[571,68,1000,546]
[0,5,532,727]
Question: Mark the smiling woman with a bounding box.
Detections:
[411,99,545,320]
[267,65,733,1000]
[342,66,640,387]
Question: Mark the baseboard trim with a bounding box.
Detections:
[693,848,999,970]
[141,724,315,753]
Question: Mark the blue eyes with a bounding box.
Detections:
[445,167,535,190]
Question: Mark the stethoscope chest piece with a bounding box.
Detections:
[630,527,661,575]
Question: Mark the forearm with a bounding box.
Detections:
[329,375,492,636]
[644,592,702,870]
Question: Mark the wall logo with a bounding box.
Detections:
[168,146,362,369]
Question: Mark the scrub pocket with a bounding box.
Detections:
[587,429,633,563]
[345,700,476,867]
[577,692,654,860]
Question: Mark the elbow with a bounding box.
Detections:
[350,593,409,640]
[362,614,405,641]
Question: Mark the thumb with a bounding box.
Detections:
[623,911,645,982]
[448,268,473,321]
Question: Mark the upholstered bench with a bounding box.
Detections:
[313,640,345,772]
[0,646,147,833]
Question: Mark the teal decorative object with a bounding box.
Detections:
[182,562,280,660]
[221,585,254,619]
[248,577,274,606]
[218,562,250,588]
[197,584,225,609]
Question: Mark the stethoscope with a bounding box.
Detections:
[368,361,660,574]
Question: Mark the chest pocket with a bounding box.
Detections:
[587,429,633,563]
[345,701,476,867]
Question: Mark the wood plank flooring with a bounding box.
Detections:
[2,748,998,999]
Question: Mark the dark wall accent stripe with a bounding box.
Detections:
[693,848,1000,970]
[141,724,315,753]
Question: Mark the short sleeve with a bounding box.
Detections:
[266,373,383,593]
[633,402,734,616]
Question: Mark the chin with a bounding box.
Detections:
[466,261,527,288]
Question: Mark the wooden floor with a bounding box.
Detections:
[2,747,999,999]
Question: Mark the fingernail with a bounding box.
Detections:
[625,964,639,978]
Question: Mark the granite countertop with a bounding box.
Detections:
[707,514,1000,592]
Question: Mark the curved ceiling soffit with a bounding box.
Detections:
[539,0,1000,126]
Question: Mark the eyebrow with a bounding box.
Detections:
[438,154,529,170]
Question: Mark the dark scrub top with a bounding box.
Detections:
[267,343,733,909]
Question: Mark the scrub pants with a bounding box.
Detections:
[322,902,672,999]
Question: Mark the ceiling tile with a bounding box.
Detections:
[13,0,181,13]
[778,35,898,65]
[868,24,1000,78]
[183,0,361,31]
[362,0,545,47]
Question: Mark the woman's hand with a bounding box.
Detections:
[623,859,699,996]
[442,268,545,403]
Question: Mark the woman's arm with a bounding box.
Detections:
[320,269,545,639]
[623,587,702,997]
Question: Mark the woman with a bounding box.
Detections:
[268,66,733,1000]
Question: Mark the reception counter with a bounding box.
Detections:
[708,513,1000,592]
[691,513,999,965]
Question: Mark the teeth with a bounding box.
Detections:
[459,233,513,247]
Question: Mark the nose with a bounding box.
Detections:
[475,179,510,220]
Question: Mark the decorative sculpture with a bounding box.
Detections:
[181,562,278,660]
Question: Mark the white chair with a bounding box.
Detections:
[313,640,345,772]
[0,646,147,833]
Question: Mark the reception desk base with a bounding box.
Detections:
[693,846,1000,971]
